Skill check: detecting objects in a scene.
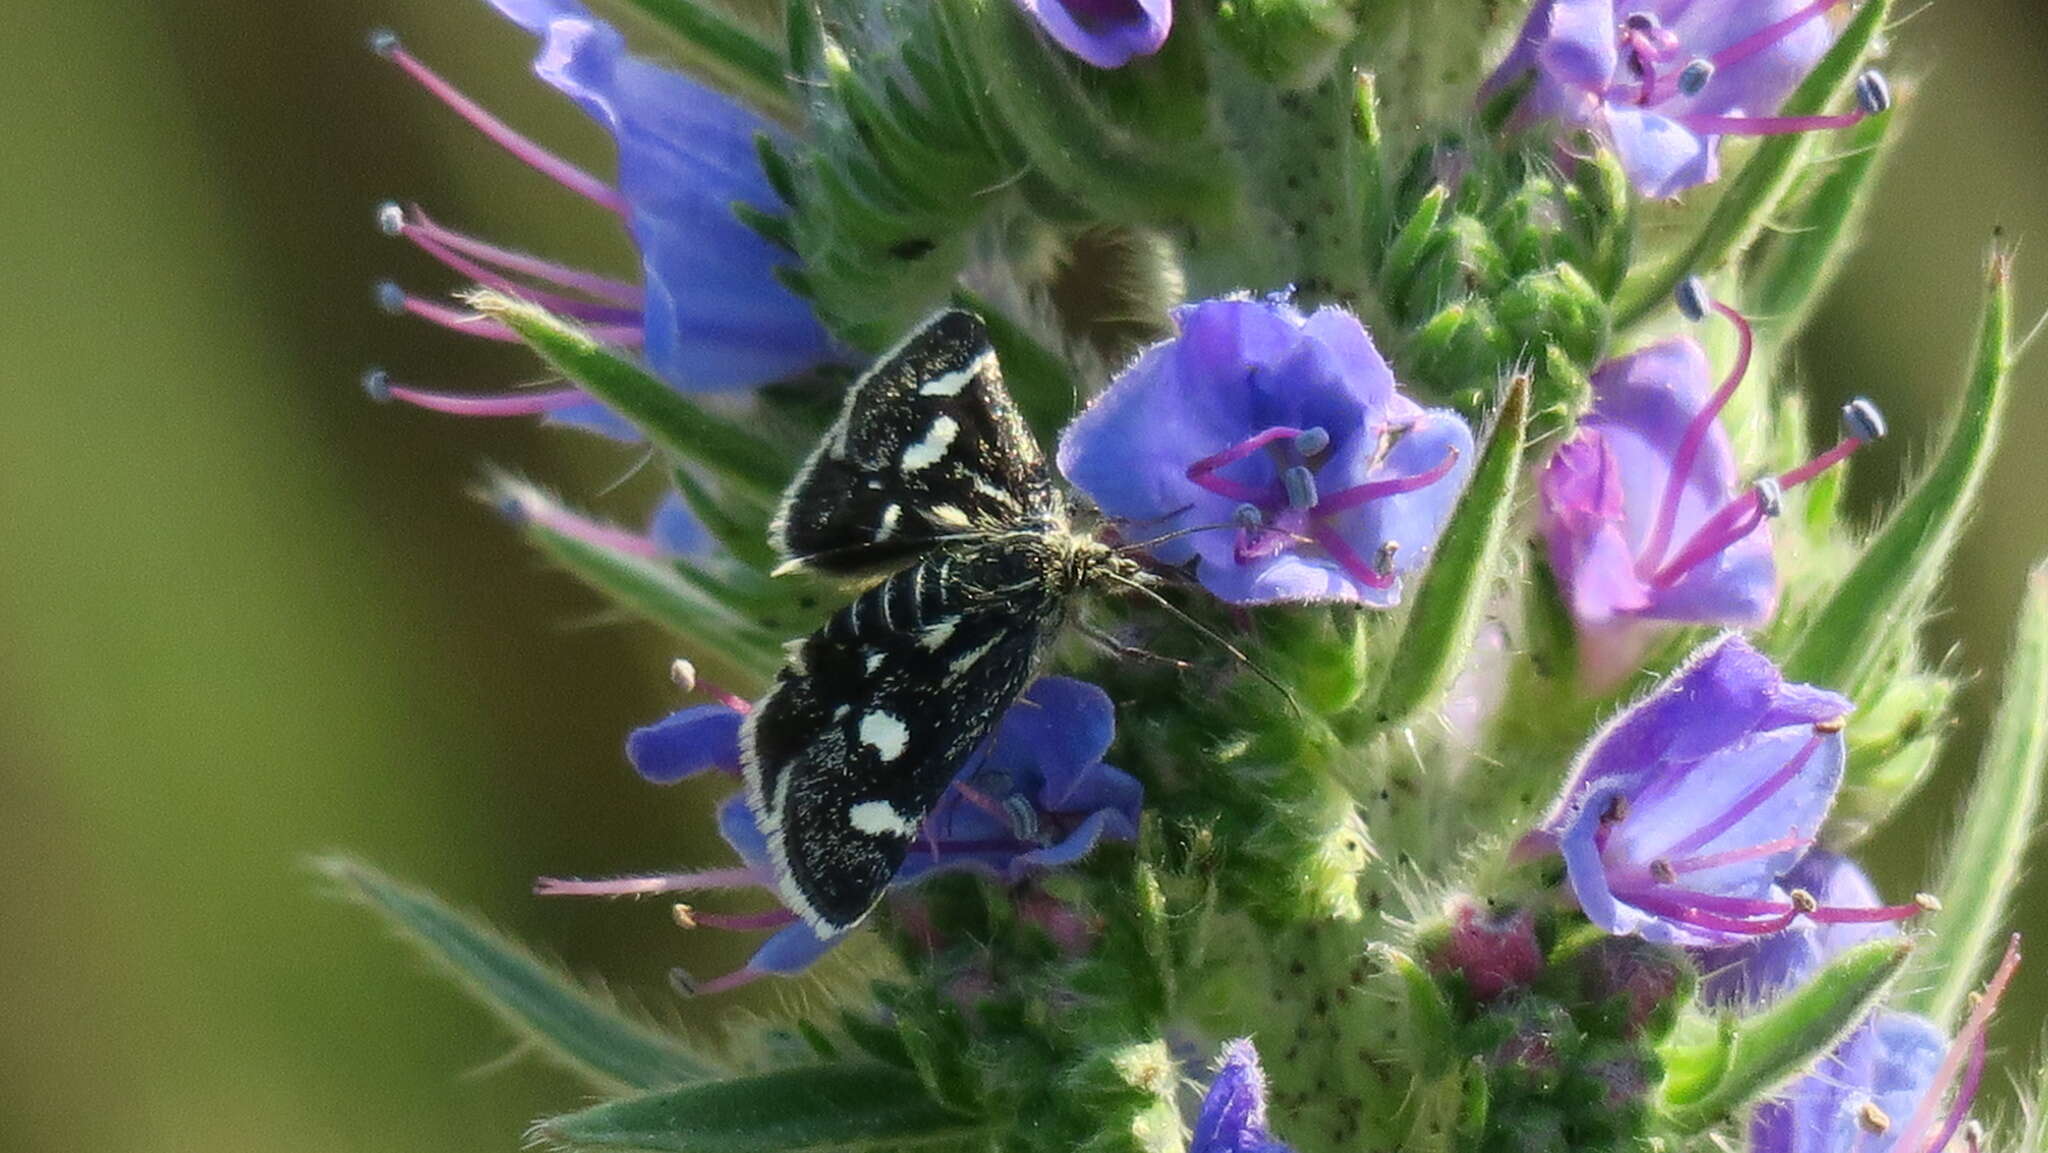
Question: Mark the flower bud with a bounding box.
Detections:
[1423,903,1545,1002]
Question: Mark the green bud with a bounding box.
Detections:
[1827,670,1955,844]
[1405,298,1512,399]
[1401,214,1508,321]
[1068,1040,1186,1153]
[1497,264,1610,367]
[1213,0,1357,88]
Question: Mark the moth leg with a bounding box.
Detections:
[1074,621,1193,671]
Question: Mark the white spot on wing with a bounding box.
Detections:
[848,800,921,838]
[901,415,960,473]
[927,503,971,529]
[876,503,902,540]
[865,651,885,674]
[918,352,991,397]
[919,618,958,650]
[948,637,1001,679]
[858,711,910,761]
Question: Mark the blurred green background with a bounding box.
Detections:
[1,3,2042,1150]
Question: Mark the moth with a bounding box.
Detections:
[747,309,1145,935]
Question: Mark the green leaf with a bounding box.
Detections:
[1655,938,1911,1134]
[1782,248,2014,693]
[1379,184,1448,312]
[533,1063,985,1151]
[610,0,791,118]
[1371,944,1456,1077]
[489,475,781,691]
[1354,72,1388,271]
[670,466,778,574]
[317,856,719,1091]
[1899,561,2048,1026]
[1746,109,1899,339]
[1370,373,1529,727]
[474,292,792,496]
[1613,0,1893,328]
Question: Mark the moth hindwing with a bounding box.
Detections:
[741,310,1133,934]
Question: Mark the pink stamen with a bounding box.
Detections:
[1309,522,1396,590]
[1894,935,2022,1153]
[373,33,625,214]
[508,497,668,559]
[382,288,525,343]
[1314,445,1463,515]
[1624,888,1800,935]
[535,868,759,897]
[1647,431,1875,589]
[1702,0,1849,75]
[403,231,643,323]
[1803,902,1927,925]
[389,206,642,305]
[1679,111,1871,137]
[1638,300,1755,578]
[1185,426,1309,503]
[1659,832,1813,877]
[369,372,590,418]
[686,967,770,997]
[1661,731,1831,861]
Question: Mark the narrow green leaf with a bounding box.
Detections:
[1379,184,1448,304]
[1747,110,1899,338]
[1354,71,1388,270]
[1783,249,2014,692]
[474,292,791,496]
[1613,0,1893,327]
[610,0,791,118]
[534,1063,985,1152]
[1900,561,2048,1026]
[317,856,719,1091]
[490,476,780,691]
[1371,944,1456,1077]
[670,466,778,573]
[1656,938,1912,1134]
[1371,373,1529,727]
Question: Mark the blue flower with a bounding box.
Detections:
[1058,297,1474,606]
[371,1,834,437]
[1015,0,1173,69]
[1539,290,1885,687]
[539,677,1140,994]
[1524,635,1923,946]
[1482,0,1889,197]
[1191,1039,1295,1153]
[1747,938,2022,1153]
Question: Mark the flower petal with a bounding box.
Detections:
[626,705,744,783]
[1013,0,1173,69]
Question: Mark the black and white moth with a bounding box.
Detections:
[746,309,1142,935]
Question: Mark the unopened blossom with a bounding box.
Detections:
[1015,0,1173,69]
[1750,938,2021,1153]
[1540,283,1887,686]
[1058,297,1474,606]
[538,677,1140,994]
[370,0,833,437]
[1190,1039,1295,1153]
[1522,635,1921,946]
[1482,0,1892,197]
[1426,903,1544,1002]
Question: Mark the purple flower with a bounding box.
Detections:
[1058,297,1474,606]
[369,1,834,437]
[1523,635,1922,947]
[1014,0,1173,69]
[1190,1039,1295,1153]
[538,677,1140,994]
[1481,0,1890,197]
[1750,938,2022,1153]
[1540,290,1886,687]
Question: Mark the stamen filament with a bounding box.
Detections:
[1701,0,1847,77]
[1894,935,2021,1153]
[1661,731,1828,860]
[1186,426,1309,503]
[1679,111,1871,136]
[686,908,800,932]
[535,868,759,896]
[1309,522,1397,590]
[503,497,668,559]
[1659,832,1812,877]
[373,33,626,214]
[1313,445,1462,515]
[404,230,643,323]
[1639,297,1754,577]
[1624,889,1800,935]
[382,282,646,347]
[365,371,590,418]
[388,206,642,305]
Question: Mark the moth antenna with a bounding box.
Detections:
[1099,572,1303,715]
[1116,520,1244,552]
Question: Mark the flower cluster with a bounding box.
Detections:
[335,1,2045,1151]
